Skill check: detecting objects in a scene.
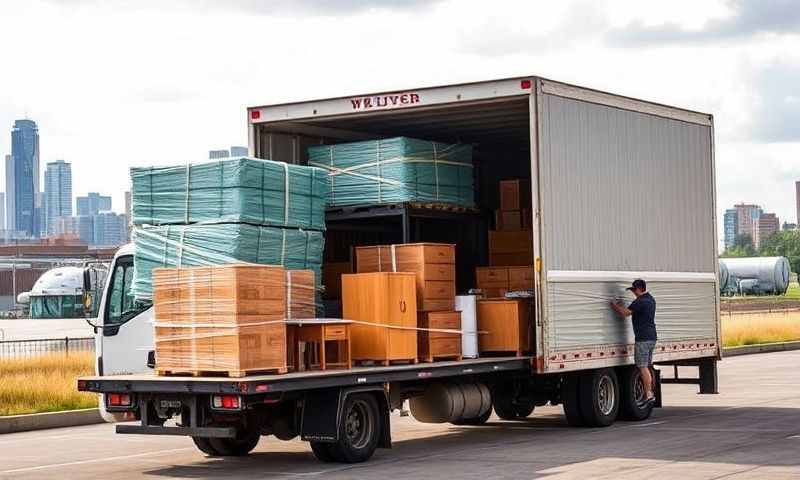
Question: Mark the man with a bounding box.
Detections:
[610,279,657,406]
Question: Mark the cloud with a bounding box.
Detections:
[750,62,800,142]
[608,0,800,46]
[41,0,439,16]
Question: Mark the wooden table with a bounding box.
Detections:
[287,319,352,371]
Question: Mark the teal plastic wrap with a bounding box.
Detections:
[131,157,328,230]
[307,137,474,207]
[131,224,324,301]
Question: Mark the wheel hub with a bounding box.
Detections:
[597,375,615,416]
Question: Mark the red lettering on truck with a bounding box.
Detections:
[350,92,421,111]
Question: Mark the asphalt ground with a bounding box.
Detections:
[1,350,798,479]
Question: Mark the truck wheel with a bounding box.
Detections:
[205,427,261,456]
[192,436,218,456]
[328,393,380,463]
[619,366,654,421]
[561,374,585,427]
[493,397,534,420]
[578,368,619,427]
[310,441,337,462]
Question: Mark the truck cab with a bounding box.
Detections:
[89,243,154,421]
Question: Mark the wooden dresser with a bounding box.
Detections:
[355,243,455,311]
[342,272,418,364]
[476,298,531,356]
[417,311,462,362]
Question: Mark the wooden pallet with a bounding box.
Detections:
[353,358,419,367]
[156,366,289,378]
[419,354,463,363]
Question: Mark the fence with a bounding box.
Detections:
[0,337,94,359]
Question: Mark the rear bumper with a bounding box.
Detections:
[116,424,235,438]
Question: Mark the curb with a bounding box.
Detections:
[0,408,104,434]
[723,340,800,357]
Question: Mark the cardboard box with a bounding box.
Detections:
[488,230,533,266]
[499,179,531,211]
[494,209,531,231]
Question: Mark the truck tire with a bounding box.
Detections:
[561,374,585,427]
[204,427,261,456]
[619,366,654,421]
[578,368,619,427]
[310,441,337,462]
[493,397,535,420]
[328,393,380,463]
[192,436,218,456]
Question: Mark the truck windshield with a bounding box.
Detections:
[106,255,151,326]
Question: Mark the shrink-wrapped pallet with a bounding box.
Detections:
[131,223,324,301]
[308,137,474,207]
[131,157,328,230]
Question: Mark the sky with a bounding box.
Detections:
[0,0,798,248]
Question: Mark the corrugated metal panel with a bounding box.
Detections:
[539,94,715,273]
[547,281,717,350]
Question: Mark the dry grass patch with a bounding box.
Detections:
[0,352,97,416]
[722,310,800,348]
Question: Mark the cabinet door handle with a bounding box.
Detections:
[400,300,407,313]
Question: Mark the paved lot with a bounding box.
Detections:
[1,351,799,479]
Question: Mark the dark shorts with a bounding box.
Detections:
[634,341,656,368]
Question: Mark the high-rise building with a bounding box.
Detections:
[57,215,94,245]
[10,119,40,238]
[755,213,780,249]
[734,203,762,241]
[124,190,131,241]
[209,149,230,159]
[43,160,73,235]
[230,146,248,157]
[796,180,800,226]
[0,192,5,232]
[76,192,112,216]
[723,209,738,250]
[4,154,14,232]
[92,211,128,247]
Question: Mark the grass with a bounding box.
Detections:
[0,352,97,416]
[722,310,800,347]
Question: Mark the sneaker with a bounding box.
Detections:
[637,396,656,408]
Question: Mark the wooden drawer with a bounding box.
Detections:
[324,325,348,340]
[476,267,509,284]
[419,311,461,339]
[488,230,533,254]
[422,280,455,299]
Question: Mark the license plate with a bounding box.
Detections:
[160,400,182,408]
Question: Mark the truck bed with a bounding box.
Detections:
[79,356,532,395]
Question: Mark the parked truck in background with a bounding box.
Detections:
[79,75,721,463]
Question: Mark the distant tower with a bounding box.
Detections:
[4,154,14,232]
[44,160,73,235]
[10,119,40,238]
[796,180,800,225]
[76,192,112,216]
[209,149,230,160]
[230,146,248,157]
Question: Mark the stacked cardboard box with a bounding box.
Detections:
[475,266,534,298]
[489,179,533,266]
[354,243,462,362]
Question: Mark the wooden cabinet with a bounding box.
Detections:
[499,179,531,211]
[417,311,462,362]
[342,272,418,364]
[355,243,455,311]
[477,299,531,356]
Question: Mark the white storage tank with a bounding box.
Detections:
[719,256,791,295]
[718,260,730,293]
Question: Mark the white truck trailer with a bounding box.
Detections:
[79,75,720,463]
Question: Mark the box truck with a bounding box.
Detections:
[78,76,720,463]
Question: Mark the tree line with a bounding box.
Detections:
[722,230,800,274]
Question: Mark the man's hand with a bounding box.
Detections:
[609,300,632,318]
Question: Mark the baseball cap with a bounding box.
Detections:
[626,279,646,291]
